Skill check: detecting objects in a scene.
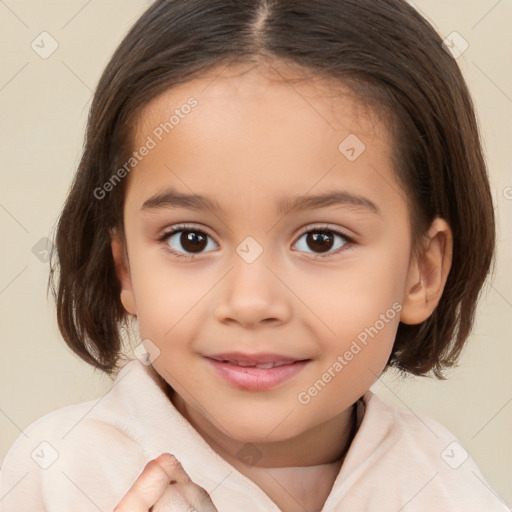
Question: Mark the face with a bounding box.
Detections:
[111,62,451,445]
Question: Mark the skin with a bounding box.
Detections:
[111,61,453,511]
[114,453,218,512]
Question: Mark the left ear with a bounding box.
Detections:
[400,217,453,325]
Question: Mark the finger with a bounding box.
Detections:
[151,488,191,512]
[157,459,219,512]
[154,481,219,512]
[113,454,181,511]
[184,485,219,512]
[155,453,193,485]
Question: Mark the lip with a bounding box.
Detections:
[205,356,310,391]
[206,351,305,365]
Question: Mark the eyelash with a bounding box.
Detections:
[158,223,354,260]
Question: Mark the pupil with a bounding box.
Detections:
[307,231,333,253]
[181,231,206,252]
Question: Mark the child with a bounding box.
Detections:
[1,0,509,510]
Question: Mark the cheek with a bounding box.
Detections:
[293,250,407,340]
[288,243,406,380]
[319,293,399,386]
[298,288,401,409]
[129,253,215,342]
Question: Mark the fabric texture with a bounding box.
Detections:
[0,358,509,511]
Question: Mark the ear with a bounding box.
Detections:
[400,217,453,325]
[110,228,137,317]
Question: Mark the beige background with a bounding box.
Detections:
[0,0,511,507]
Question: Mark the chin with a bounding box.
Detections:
[215,411,305,444]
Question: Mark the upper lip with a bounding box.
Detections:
[206,352,309,365]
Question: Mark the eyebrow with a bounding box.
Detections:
[277,190,380,216]
[141,188,381,216]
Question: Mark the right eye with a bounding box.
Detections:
[159,224,218,259]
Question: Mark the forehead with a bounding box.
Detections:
[135,62,387,143]
[125,62,403,219]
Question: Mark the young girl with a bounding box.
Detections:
[0,0,509,510]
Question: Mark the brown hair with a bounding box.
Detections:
[49,0,495,379]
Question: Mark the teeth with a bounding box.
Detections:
[273,361,295,367]
[219,360,296,369]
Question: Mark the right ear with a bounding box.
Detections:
[110,228,137,317]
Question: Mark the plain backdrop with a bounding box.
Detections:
[0,0,511,507]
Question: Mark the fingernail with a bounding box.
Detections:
[158,453,181,466]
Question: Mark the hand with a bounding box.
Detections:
[114,453,219,512]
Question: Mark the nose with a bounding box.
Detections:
[213,250,292,329]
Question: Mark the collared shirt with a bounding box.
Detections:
[0,358,509,511]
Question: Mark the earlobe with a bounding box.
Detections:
[400,218,453,325]
[110,228,137,317]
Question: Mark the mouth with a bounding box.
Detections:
[206,351,309,366]
[204,353,311,391]
[207,358,300,369]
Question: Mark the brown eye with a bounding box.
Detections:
[177,231,208,252]
[162,225,218,258]
[306,231,335,253]
[294,228,351,256]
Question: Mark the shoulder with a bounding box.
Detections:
[0,396,145,511]
[353,391,510,511]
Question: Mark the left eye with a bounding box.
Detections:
[293,228,351,256]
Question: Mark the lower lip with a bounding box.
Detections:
[206,358,310,391]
